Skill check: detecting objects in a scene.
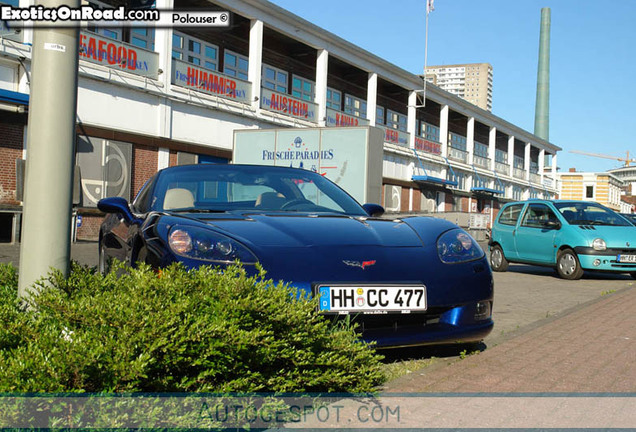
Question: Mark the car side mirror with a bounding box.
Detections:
[98,197,137,224]
[544,220,561,230]
[362,203,385,217]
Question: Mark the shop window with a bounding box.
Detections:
[419,122,440,142]
[131,27,155,51]
[376,106,385,125]
[449,133,467,151]
[474,142,489,158]
[344,94,367,117]
[172,31,218,70]
[495,149,508,164]
[224,50,249,80]
[262,64,288,93]
[327,88,342,109]
[387,110,407,132]
[86,0,155,50]
[291,75,314,101]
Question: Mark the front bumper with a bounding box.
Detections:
[336,300,494,349]
[574,247,636,272]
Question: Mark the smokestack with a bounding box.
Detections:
[534,7,550,141]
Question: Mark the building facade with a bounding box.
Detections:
[425,63,493,111]
[557,170,626,211]
[0,0,559,242]
[609,165,636,196]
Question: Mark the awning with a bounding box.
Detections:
[471,186,503,195]
[411,149,458,187]
[471,165,503,195]
[412,175,458,187]
[0,89,29,105]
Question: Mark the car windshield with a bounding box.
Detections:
[621,213,636,226]
[554,202,631,227]
[150,164,368,216]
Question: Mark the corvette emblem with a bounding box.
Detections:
[343,260,376,270]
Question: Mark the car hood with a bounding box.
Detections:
[572,224,636,248]
[198,213,423,248]
[153,212,492,305]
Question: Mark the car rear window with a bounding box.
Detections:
[498,204,524,226]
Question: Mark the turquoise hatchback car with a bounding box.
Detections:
[490,200,636,280]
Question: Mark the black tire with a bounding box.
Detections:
[630,272,636,280]
[98,241,109,274]
[132,244,148,268]
[489,245,509,272]
[556,248,584,280]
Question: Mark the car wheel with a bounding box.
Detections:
[98,242,109,274]
[556,248,584,280]
[630,272,636,280]
[489,245,509,272]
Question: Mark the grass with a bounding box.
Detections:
[381,357,438,382]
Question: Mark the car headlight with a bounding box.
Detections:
[437,229,484,264]
[592,238,607,251]
[168,226,258,264]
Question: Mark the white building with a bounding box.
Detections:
[0,0,560,241]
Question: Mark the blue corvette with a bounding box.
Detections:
[98,164,493,348]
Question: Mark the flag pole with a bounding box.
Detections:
[423,4,429,106]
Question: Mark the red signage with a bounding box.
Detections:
[415,136,442,155]
[78,32,158,79]
[172,60,251,103]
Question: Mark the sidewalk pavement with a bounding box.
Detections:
[386,284,636,392]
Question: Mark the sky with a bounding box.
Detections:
[268,0,636,173]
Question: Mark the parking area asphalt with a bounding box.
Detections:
[2,241,635,395]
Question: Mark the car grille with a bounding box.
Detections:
[342,307,449,332]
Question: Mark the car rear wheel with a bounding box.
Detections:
[556,248,584,280]
[489,245,509,272]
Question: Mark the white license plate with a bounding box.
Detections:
[617,254,636,263]
[318,285,427,314]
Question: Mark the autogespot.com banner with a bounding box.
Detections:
[0,393,635,430]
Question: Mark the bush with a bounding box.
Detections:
[0,262,384,394]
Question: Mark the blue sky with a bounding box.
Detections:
[269,0,636,173]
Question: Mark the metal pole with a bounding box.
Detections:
[422,9,429,106]
[534,7,550,141]
[18,0,80,299]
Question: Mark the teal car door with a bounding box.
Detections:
[495,203,525,260]
[514,203,560,264]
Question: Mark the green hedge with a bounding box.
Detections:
[0,262,384,393]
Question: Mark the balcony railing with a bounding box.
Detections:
[448,146,468,163]
[513,167,526,179]
[529,172,541,184]
[495,161,509,175]
[473,155,490,169]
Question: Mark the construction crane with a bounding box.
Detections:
[569,150,636,167]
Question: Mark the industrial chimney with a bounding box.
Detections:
[534,7,550,141]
